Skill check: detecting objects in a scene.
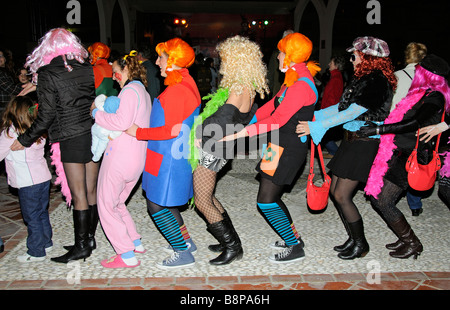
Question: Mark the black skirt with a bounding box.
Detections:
[327,136,380,183]
[59,133,93,163]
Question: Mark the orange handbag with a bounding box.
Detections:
[405,113,444,191]
[306,137,331,211]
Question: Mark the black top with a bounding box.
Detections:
[18,56,95,146]
[198,103,257,158]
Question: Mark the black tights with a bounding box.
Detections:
[146,199,184,226]
[438,176,450,207]
[330,175,361,223]
[63,162,98,211]
[370,178,404,222]
[257,177,293,222]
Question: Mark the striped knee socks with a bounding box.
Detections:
[257,202,299,246]
[151,209,188,251]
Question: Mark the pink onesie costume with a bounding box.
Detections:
[94,81,151,255]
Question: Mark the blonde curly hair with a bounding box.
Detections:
[216,35,269,100]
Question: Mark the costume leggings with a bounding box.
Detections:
[256,177,298,246]
[147,200,188,251]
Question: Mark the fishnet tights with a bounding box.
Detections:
[193,165,225,224]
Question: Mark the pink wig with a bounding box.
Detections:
[408,65,450,113]
[25,28,88,84]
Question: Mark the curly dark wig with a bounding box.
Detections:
[354,52,397,91]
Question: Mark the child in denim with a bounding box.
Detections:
[0,96,52,262]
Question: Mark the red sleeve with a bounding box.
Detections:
[246,80,316,137]
[136,84,199,141]
[321,75,343,109]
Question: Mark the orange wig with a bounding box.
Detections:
[88,42,110,65]
[156,38,195,86]
[277,33,320,86]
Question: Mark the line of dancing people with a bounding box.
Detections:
[1,27,449,268]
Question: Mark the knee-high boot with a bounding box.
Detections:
[64,204,99,251]
[207,220,243,265]
[338,218,369,260]
[387,215,423,259]
[52,209,92,263]
[208,211,240,253]
[333,209,355,252]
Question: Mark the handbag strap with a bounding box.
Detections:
[309,116,328,176]
[414,112,445,152]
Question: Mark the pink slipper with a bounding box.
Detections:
[134,249,147,254]
[101,255,140,269]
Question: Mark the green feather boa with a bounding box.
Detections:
[188,87,230,172]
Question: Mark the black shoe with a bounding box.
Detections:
[207,220,243,265]
[51,209,92,264]
[337,219,369,260]
[64,204,99,251]
[0,244,4,253]
[411,208,423,216]
[269,242,305,263]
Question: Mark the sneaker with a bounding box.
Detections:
[45,246,53,253]
[157,249,195,269]
[269,242,305,264]
[163,239,197,254]
[17,253,46,263]
[270,237,305,249]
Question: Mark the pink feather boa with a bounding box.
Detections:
[50,143,72,206]
[364,90,427,199]
[440,139,450,178]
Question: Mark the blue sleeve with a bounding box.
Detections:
[309,103,368,144]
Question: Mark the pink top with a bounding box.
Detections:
[0,128,51,188]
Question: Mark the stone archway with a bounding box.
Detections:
[96,0,132,51]
[294,0,339,68]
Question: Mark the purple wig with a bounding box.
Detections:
[25,28,88,84]
[408,65,450,113]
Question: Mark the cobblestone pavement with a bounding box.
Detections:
[0,153,449,291]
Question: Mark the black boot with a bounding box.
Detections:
[207,220,243,265]
[338,218,369,260]
[333,214,355,252]
[51,209,92,263]
[64,204,99,251]
[388,215,423,259]
[208,211,240,253]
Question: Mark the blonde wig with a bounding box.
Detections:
[156,38,195,86]
[216,35,269,100]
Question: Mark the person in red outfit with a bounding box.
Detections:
[126,38,201,269]
[222,32,320,263]
[320,56,345,156]
[88,42,118,97]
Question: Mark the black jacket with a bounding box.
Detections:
[338,70,393,122]
[18,56,95,146]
